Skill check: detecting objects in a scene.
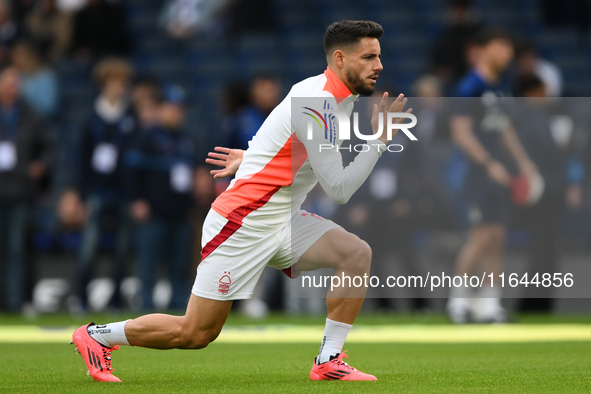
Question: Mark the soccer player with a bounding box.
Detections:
[71,20,410,382]
[447,27,538,323]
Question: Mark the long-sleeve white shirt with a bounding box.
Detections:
[212,66,386,229]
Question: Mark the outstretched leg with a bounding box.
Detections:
[124,295,232,349]
[72,295,232,382]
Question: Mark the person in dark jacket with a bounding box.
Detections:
[222,74,281,150]
[0,65,51,311]
[126,85,196,310]
[513,75,583,311]
[58,58,136,311]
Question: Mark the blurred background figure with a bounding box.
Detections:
[23,0,72,64]
[447,27,538,324]
[131,75,162,131]
[222,74,281,151]
[430,0,483,93]
[126,84,196,310]
[70,0,131,61]
[159,0,229,40]
[0,66,51,311]
[513,40,563,98]
[11,40,59,119]
[512,75,582,311]
[0,0,21,66]
[58,58,136,312]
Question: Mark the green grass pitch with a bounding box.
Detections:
[1,313,591,393]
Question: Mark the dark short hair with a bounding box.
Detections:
[472,26,513,47]
[517,74,545,95]
[515,39,538,58]
[323,20,384,56]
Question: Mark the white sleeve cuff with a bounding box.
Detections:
[364,140,387,157]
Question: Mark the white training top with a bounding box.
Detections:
[212,66,386,230]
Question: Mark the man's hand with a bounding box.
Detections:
[29,161,45,179]
[130,200,151,223]
[206,147,244,179]
[518,159,538,180]
[371,92,412,145]
[486,160,512,187]
[57,190,85,229]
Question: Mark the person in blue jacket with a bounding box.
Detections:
[126,84,197,310]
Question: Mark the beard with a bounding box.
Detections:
[345,67,376,96]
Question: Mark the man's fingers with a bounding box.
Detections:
[389,95,407,112]
[207,152,228,160]
[379,92,388,112]
[214,147,232,153]
[205,158,227,167]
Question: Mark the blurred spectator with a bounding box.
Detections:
[131,75,162,131]
[219,79,247,147]
[430,0,483,91]
[159,0,229,39]
[513,40,562,98]
[447,27,538,323]
[24,0,72,63]
[0,0,21,66]
[58,58,137,311]
[70,0,131,61]
[0,66,51,311]
[11,40,59,119]
[223,74,281,150]
[125,84,196,310]
[411,75,449,141]
[513,77,583,311]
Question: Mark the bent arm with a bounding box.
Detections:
[501,124,536,174]
[299,133,386,204]
[450,115,493,166]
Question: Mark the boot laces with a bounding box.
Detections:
[332,350,356,372]
[101,345,119,371]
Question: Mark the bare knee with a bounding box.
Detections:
[175,316,223,349]
[178,327,221,349]
[340,238,372,274]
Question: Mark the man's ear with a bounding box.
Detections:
[332,49,345,68]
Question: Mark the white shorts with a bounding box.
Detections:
[192,209,341,300]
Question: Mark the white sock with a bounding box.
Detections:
[447,284,472,312]
[473,286,503,319]
[317,318,351,364]
[87,320,131,347]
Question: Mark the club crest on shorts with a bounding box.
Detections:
[218,271,231,294]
